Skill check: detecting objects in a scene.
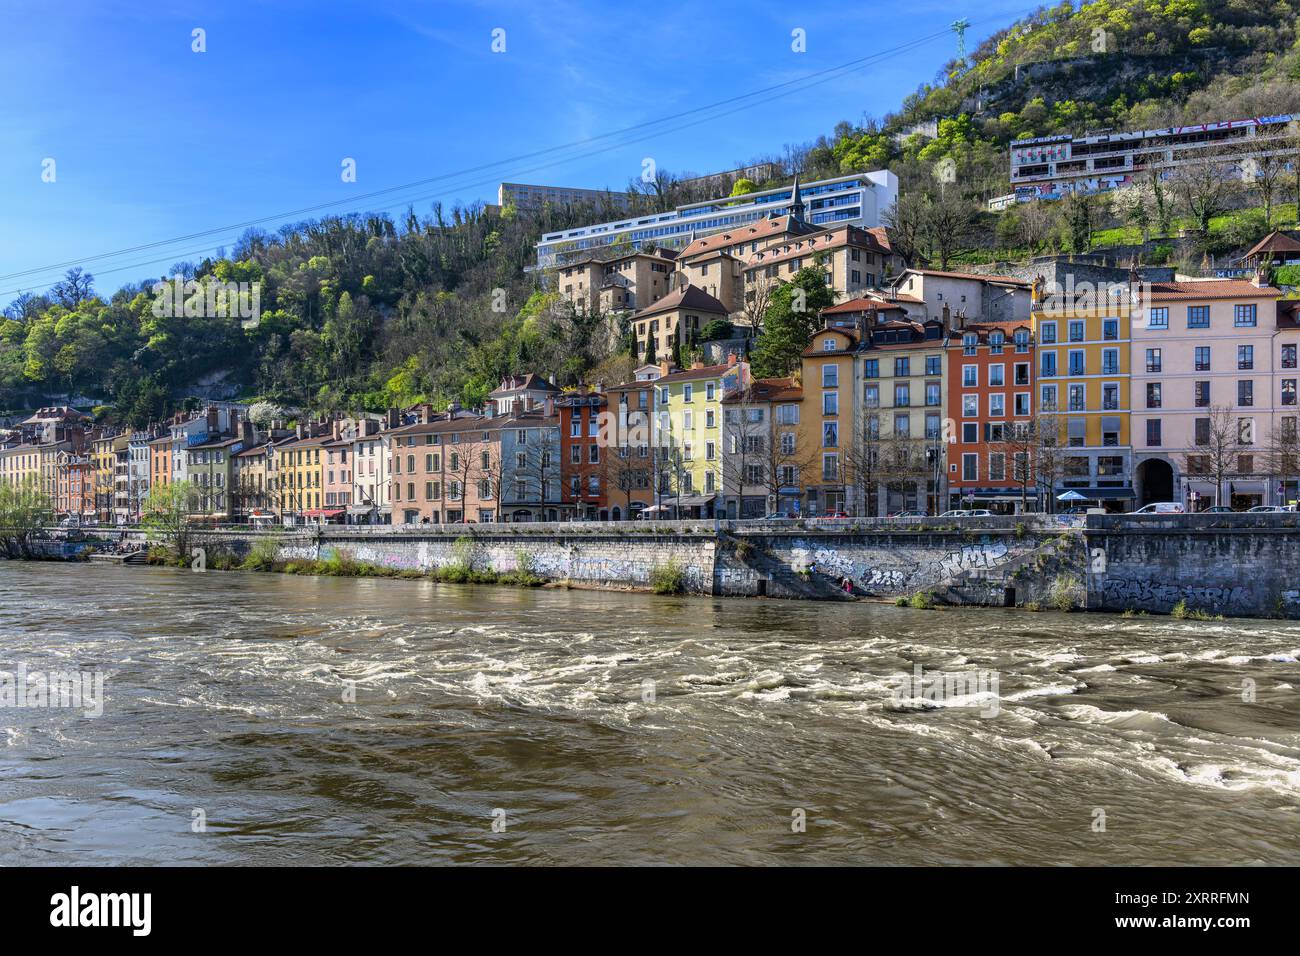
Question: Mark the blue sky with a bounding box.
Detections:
[0,0,1031,302]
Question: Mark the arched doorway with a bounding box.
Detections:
[610,506,621,522]
[1136,458,1174,505]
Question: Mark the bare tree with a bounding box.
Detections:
[50,267,95,309]
[1179,405,1240,508]
[1033,416,1069,512]
[843,416,885,517]
[1171,160,1239,242]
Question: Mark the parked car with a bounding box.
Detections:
[890,510,928,518]
[939,509,970,517]
[1201,505,1235,513]
[966,509,994,517]
[1128,502,1185,515]
[1247,505,1290,513]
[814,511,849,519]
[763,511,798,520]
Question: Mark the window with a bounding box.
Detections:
[925,382,941,406]
[1285,380,1297,406]
[1146,383,1161,408]
[925,413,941,440]
[961,453,978,481]
[1068,320,1084,342]
[962,422,978,443]
[1097,456,1123,477]
[1148,307,1168,329]
[989,365,1005,387]
[894,414,910,438]
[1235,304,1257,327]
[777,404,799,425]
[822,365,838,388]
[1014,392,1031,416]
[589,444,600,463]
[1040,322,1057,344]
[1194,418,1210,446]
[705,441,715,461]
[1145,348,1162,373]
[1101,348,1119,376]
[1014,363,1030,386]
[1238,345,1254,370]
[990,332,1004,354]
[1194,381,1210,407]
[988,394,1004,417]
[1068,384,1085,412]
[863,358,879,378]
[1041,385,1057,412]
[683,384,693,402]
[894,357,910,377]
[706,382,715,401]
[1285,344,1298,370]
[570,445,581,465]
[963,333,978,355]
[823,392,838,415]
[570,417,581,437]
[822,454,839,480]
[1014,329,1030,352]
[1195,347,1211,372]
[1041,352,1057,377]
[706,409,716,428]
[988,452,1006,481]
[780,432,795,455]
[963,365,978,387]
[864,383,880,408]
[1102,383,1119,411]
[894,384,911,407]
[1102,318,1119,341]
[1146,419,1162,447]
[962,394,978,417]
[1068,351,1085,376]
[1188,306,1209,328]
[926,356,941,376]
[823,423,838,447]
[1238,380,1253,407]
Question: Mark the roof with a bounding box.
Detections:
[1245,231,1300,258]
[744,224,890,270]
[820,295,916,316]
[630,283,728,320]
[1146,279,1282,302]
[675,214,817,262]
[489,372,561,397]
[950,319,1032,345]
[892,267,1030,288]
[722,377,802,404]
[655,362,741,384]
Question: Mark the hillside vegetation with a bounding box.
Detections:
[4,0,1298,422]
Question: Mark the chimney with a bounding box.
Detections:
[659,361,671,377]
[544,396,555,418]
[1252,268,1269,289]
[512,398,523,416]
[206,406,218,432]
[240,419,254,445]
[691,359,704,370]
[941,302,951,330]
[296,423,305,439]
[386,406,400,429]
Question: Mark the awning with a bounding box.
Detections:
[346,504,375,514]
[1067,419,1087,439]
[1060,487,1135,500]
[302,508,345,518]
[666,494,716,508]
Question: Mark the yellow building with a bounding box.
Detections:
[0,444,42,490]
[1031,277,1134,505]
[90,432,128,522]
[656,360,749,515]
[276,434,327,520]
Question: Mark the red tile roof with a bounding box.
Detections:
[1146,279,1282,301]
[630,283,728,319]
[675,215,817,261]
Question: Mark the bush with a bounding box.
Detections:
[649,559,686,594]
[908,591,937,609]
[1047,573,1084,612]
[241,536,282,571]
[734,540,754,561]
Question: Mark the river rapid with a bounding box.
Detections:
[1,562,1297,865]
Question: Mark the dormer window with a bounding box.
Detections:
[823,338,836,352]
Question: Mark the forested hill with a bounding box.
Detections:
[4,0,1299,425]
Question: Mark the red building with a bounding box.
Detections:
[558,388,608,519]
[945,319,1037,513]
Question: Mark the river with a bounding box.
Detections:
[0,562,1297,865]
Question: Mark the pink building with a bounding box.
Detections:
[1131,275,1291,509]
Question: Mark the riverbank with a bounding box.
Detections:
[26,511,1300,618]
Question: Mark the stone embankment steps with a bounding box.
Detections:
[724,534,854,601]
[931,532,1085,607]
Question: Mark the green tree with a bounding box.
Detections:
[0,477,52,558]
[750,267,836,378]
[143,481,200,564]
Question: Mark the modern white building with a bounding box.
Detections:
[534,171,899,270]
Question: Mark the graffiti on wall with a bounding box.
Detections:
[1100,577,1252,612]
